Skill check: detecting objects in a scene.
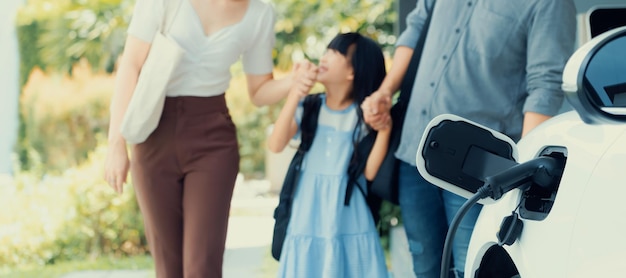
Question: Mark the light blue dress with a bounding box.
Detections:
[277,95,389,278]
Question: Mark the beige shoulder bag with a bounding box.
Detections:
[120,0,185,144]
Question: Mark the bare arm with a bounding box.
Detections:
[364,128,391,181]
[246,73,292,106]
[521,111,552,137]
[267,92,301,153]
[374,46,414,100]
[104,36,151,194]
[267,61,317,152]
[246,60,317,107]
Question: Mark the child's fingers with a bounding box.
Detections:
[293,61,310,81]
[299,60,314,71]
[362,95,380,115]
[292,62,301,72]
[292,60,311,80]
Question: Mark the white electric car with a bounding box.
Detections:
[415,7,626,278]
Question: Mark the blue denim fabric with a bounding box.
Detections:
[398,161,482,278]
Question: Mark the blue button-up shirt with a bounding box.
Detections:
[395,0,577,165]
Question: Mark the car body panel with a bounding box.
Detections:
[466,111,626,277]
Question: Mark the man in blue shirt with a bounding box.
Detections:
[363,0,576,277]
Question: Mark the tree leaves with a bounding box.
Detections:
[17,0,396,78]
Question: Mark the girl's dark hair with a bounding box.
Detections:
[327,32,386,137]
[327,32,386,143]
[326,32,386,107]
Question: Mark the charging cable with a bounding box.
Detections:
[439,156,560,278]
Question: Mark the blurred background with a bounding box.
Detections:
[2,0,623,277]
[0,0,401,277]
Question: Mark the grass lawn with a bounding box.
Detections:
[0,249,281,278]
[0,255,154,278]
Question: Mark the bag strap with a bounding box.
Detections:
[298,94,323,152]
[345,129,375,206]
[161,0,184,34]
[280,93,323,203]
[345,132,382,224]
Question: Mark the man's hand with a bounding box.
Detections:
[362,89,392,130]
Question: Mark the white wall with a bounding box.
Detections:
[0,0,22,175]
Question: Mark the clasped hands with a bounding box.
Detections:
[290,60,318,98]
[362,90,392,131]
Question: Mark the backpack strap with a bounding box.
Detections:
[280,93,323,203]
[299,93,323,152]
[345,130,376,207]
[345,130,381,222]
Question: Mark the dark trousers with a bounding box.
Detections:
[131,95,239,278]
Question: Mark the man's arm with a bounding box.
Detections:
[375,46,414,100]
[521,0,576,136]
[521,111,552,137]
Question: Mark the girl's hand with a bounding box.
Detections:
[104,141,130,194]
[377,117,393,132]
[291,60,318,98]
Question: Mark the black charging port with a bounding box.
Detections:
[519,146,567,221]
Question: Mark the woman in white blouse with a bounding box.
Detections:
[103,0,316,276]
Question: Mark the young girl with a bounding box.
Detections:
[268,32,391,278]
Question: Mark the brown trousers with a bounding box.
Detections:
[131,95,239,278]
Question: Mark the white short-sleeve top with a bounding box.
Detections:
[127,0,276,97]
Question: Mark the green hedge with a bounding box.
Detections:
[17,69,111,175]
[0,145,146,268]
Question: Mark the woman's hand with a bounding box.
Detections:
[290,60,318,98]
[104,141,130,194]
[103,35,147,194]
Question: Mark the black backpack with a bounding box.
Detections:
[271,93,381,261]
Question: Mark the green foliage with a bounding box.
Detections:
[17,68,111,174]
[15,0,397,81]
[16,0,132,77]
[0,145,147,268]
[17,22,45,87]
[236,104,277,177]
[225,64,285,177]
[273,0,397,70]
[0,255,154,277]
[378,200,402,250]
